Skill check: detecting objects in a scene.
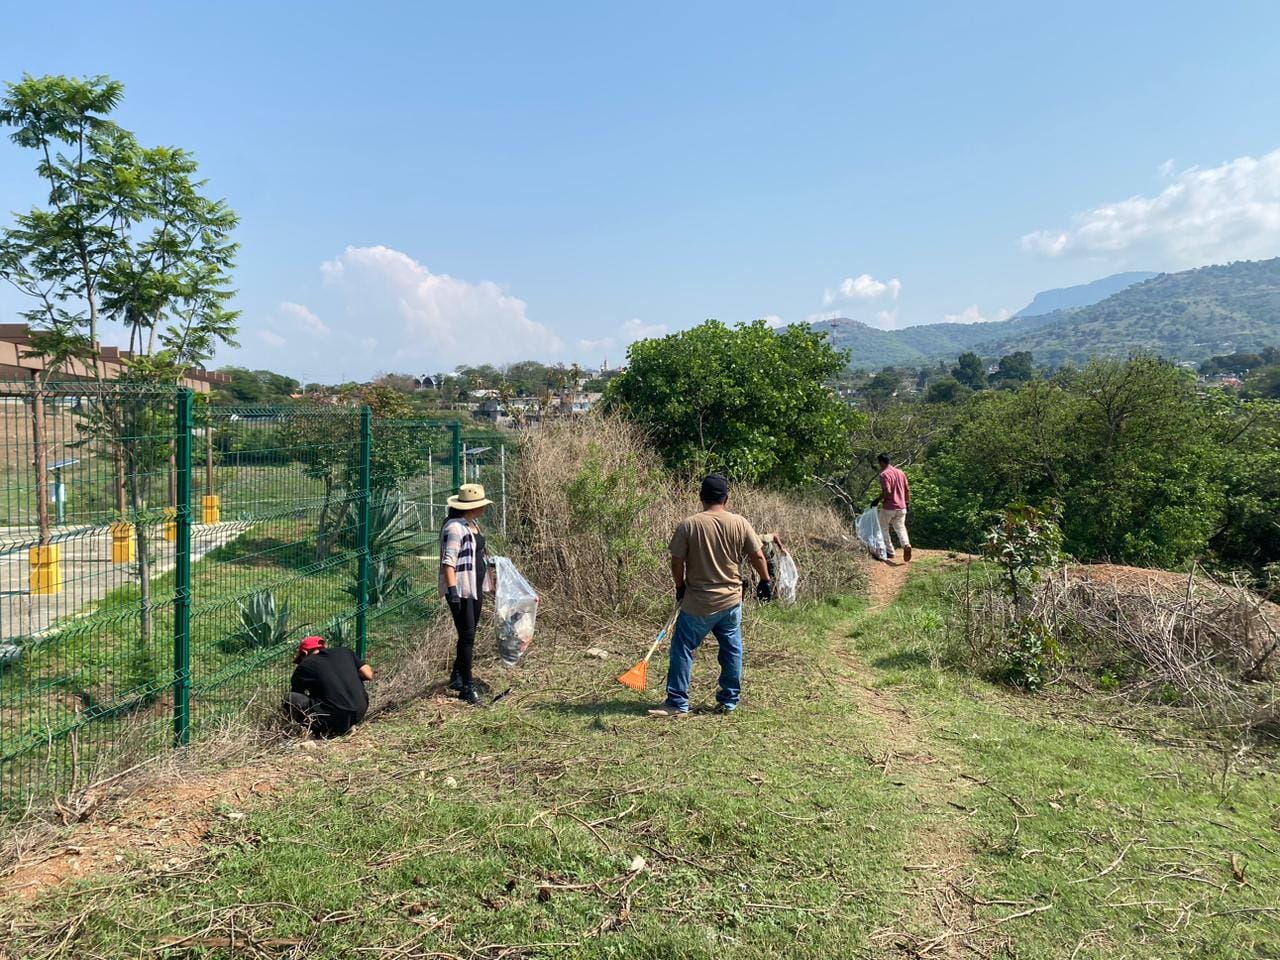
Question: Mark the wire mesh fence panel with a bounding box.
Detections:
[0,395,508,815]
[0,382,182,811]
[365,419,461,663]
[186,404,364,741]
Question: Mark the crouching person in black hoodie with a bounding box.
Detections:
[283,635,373,737]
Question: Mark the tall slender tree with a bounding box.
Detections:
[0,74,240,650]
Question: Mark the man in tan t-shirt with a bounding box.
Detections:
[649,474,772,717]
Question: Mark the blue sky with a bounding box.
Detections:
[3,1,1280,382]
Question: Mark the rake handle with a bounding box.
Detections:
[641,610,679,664]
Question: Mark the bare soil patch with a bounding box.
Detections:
[864,549,970,610]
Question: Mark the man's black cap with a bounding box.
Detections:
[700,473,730,504]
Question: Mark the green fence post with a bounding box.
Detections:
[173,388,193,747]
[450,421,462,494]
[356,406,372,660]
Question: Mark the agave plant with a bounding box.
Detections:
[225,589,291,653]
[367,489,418,564]
[324,617,353,647]
[346,559,411,609]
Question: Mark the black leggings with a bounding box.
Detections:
[449,597,482,687]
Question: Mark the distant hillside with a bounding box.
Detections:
[812,258,1280,370]
[1013,271,1158,317]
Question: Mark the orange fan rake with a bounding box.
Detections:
[616,611,679,691]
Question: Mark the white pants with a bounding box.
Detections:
[878,508,910,554]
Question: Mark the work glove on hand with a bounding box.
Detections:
[445,585,462,613]
[756,580,774,603]
[675,584,686,604]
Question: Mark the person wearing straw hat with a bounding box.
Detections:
[440,482,493,705]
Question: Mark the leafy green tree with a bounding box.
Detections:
[287,385,425,559]
[603,320,855,485]
[861,369,900,406]
[913,359,1221,567]
[924,376,972,404]
[951,351,988,390]
[1,74,239,660]
[216,367,267,402]
[1243,364,1280,399]
[992,351,1034,386]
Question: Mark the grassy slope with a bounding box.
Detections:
[3,560,1277,958]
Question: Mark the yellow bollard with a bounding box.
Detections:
[202,495,221,525]
[163,507,177,542]
[29,545,62,595]
[110,522,136,563]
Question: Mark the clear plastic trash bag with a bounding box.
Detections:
[856,507,888,560]
[776,550,799,605]
[491,556,539,667]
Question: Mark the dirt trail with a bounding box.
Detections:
[841,552,995,957]
[865,548,964,609]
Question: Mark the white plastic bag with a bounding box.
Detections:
[492,556,539,667]
[776,550,799,605]
[856,507,888,560]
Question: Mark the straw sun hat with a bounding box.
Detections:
[447,483,494,511]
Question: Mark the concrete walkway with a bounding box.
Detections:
[0,522,253,642]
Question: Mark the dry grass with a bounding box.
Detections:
[511,416,864,638]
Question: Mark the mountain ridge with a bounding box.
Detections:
[810,258,1280,369]
[1012,270,1158,317]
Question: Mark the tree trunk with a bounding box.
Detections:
[124,402,153,648]
[31,373,50,547]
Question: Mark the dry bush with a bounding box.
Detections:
[1043,567,1279,735]
[952,561,1280,741]
[512,416,864,631]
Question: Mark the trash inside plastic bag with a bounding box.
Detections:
[492,556,539,667]
[776,550,799,605]
[856,507,888,560]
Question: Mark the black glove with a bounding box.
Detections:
[675,584,686,603]
[446,585,461,612]
[756,580,774,603]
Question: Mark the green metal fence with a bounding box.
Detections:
[0,385,512,814]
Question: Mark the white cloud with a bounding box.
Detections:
[576,318,668,361]
[1157,158,1176,179]
[1022,149,1280,267]
[942,305,1011,325]
[257,329,287,348]
[760,314,785,329]
[319,245,563,369]
[823,273,901,306]
[278,301,329,336]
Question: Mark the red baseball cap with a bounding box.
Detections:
[294,635,325,663]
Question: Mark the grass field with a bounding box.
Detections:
[2,556,1275,958]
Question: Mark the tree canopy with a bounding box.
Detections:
[0,73,239,379]
[603,320,855,486]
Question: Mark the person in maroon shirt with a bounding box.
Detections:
[870,453,912,563]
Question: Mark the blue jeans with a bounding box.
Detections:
[664,605,743,711]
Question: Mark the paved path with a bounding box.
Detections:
[0,522,253,641]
